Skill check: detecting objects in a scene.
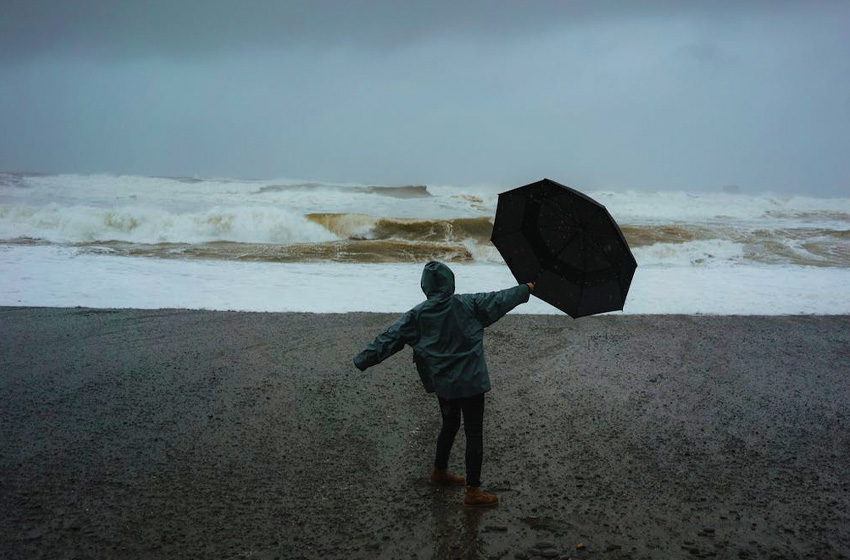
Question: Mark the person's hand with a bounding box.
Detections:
[525,282,535,292]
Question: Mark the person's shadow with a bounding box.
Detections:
[429,487,486,559]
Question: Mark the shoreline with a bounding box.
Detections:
[4,246,850,316]
[8,304,850,316]
[1,308,848,559]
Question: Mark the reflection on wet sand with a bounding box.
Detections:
[430,487,487,560]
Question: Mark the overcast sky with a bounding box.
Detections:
[1,1,848,195]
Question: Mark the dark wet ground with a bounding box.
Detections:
[1,308,848,559]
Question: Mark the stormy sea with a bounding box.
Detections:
[1,172,848,314]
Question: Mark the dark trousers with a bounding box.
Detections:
[434,393,485,487]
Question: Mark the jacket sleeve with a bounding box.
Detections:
[353,311,418,371]
[471,284,531,328]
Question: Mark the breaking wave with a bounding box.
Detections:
[305,213,494,243]
[255,183,431,198]
[0,204,337,245]
[1,173,848,268]
[3,204,847,267]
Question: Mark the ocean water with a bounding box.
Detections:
[1,172,848,314]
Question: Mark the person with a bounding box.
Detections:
[352,261,534,507]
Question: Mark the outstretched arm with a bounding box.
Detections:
[353,311,418,371]
[471,283,533,328]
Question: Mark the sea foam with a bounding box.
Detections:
[0,203,337,245]
[1,173,848,312]
[2,245,848,315]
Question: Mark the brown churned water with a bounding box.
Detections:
[2,174,848,268]
[9,218,841,267]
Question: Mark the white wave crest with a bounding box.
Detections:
[592,190,850,226]
[633,239,745,267]
[462,239,505,264]
[0,204,338,245]
[4,173,849,227]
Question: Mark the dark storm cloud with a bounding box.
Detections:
[1,1,849,195]
[0,0,802,61]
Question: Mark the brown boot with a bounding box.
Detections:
[463,486,499,507]
[429,468,465,486]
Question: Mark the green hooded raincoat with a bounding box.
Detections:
[353,261,530,399]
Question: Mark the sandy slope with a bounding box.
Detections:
[1,308,848,560]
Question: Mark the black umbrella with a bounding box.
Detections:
[491,178,637,318]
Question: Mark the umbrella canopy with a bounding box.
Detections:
[491,178,637,318]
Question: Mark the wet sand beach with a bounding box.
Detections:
[1,308,848,559]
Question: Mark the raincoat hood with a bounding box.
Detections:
[421,261,455,298]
